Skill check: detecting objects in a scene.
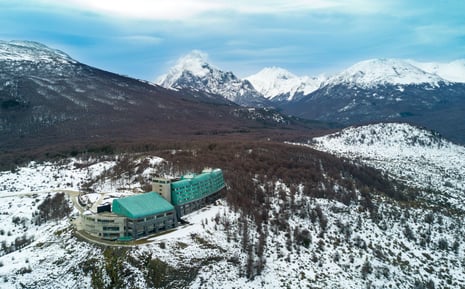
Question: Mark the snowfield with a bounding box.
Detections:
[0,143,464,288]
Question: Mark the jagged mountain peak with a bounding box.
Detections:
[326,58,447,88]
[156,51,268,106]
[246,67,325,101]
[0,40,75,64]
[156,50,220,87]
[167,50,212,79]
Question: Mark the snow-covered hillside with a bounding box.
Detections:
[308,122,465,211]
[156,51,268,106]
[407,59,465,83]
[1,148,465,288]
[246,67,325,101]
[0,40,75,64]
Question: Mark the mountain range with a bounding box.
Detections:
[0,41,321,164]
[157,53,465,143]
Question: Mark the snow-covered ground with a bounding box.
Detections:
[305,122,465,211]
[0,146,464,288]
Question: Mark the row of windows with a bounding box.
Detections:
[173,181,224,194]
[174,184,223,196]
[173,186,224,204]
[173,176,223,190]
[102,233,121,238]
[85,216,119,223]
[103,226,121,231]
[97,219,115,223]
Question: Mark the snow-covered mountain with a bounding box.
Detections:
[406,59,465,83]
[246,58,465,103]
[324,58,447,88]
[309,122,465,211]
[245,58,465,103]
[246,67,325,101]
[2,41,308,154]
[156,51,269,106]
[277,58,465,144]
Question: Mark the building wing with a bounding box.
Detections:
[112,192,175,219]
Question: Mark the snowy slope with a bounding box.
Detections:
[156,51,268,106]
[407,59,465,83]
[0,40,75,64]
[246,67,325,101]
[324,58,447,88]
[1,155,464,288]
[308,122,465,211]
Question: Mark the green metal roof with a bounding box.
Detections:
[171,169,225,206]
[173,170,218,187]
[112,192,174,219]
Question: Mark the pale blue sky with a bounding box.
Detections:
[1,0,464,80]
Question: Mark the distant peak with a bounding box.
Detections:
[327,58,446,87]
[253,67,296,80]
[156,50,214,86]
[156,50,267,106]
[162,50,217,79]
[247,67,325,100]
[179,50,209,64]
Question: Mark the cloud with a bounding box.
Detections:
[32,0,393,21]
[36,0,225,21]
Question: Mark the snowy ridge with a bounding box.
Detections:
[246,67,325,101]
[324,59,447,88]
[0,40,75,64]
[156,51,267,106]
[309,123,465,210]
[407,59,465,83]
